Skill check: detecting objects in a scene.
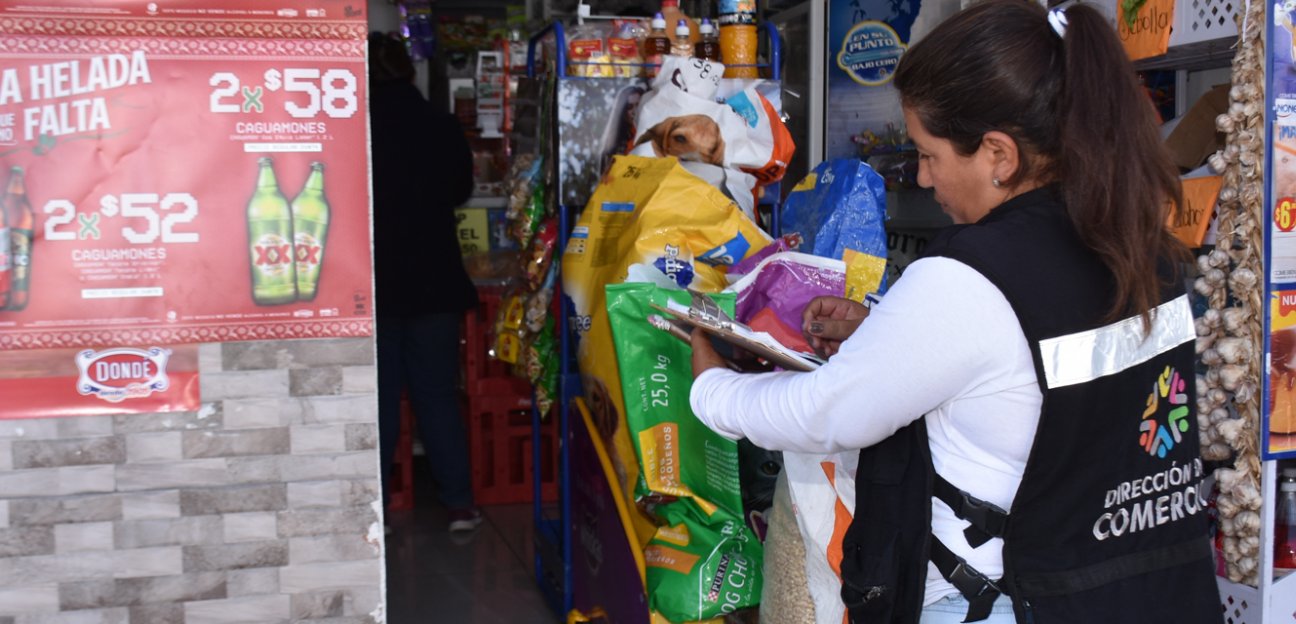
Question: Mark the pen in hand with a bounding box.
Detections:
[647,314,743,373]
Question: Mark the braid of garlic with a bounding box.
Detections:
[1200,0,1266,586]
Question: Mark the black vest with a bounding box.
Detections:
[839,187,1222,623]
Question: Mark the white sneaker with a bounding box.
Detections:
[447,507,483,532]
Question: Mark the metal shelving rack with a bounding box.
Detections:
[522,19,783,620]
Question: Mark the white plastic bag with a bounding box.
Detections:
[783,450,858,624]
[629,56,793,218]
[629,58,750,170]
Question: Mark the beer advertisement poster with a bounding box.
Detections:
[0,0,372,417]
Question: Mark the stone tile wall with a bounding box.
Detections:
[0,338,384,624]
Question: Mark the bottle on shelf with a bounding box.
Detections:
[671,19,692,57]
[643,13,671,78]
[719,0,758,78]
[660,0,699,45]
[1277,467,1296,576]
[695,18,721,61]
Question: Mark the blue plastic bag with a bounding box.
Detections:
[779,159,890,292]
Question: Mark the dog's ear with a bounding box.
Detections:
[652,118,680,157]
[705,133,726,166]
[633,122,656,146]
[635,119,672,158]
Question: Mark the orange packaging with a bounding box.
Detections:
[718,0,758,78]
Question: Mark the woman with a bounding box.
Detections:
[689,2,1222,622]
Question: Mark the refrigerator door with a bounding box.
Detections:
[769,0,827,198]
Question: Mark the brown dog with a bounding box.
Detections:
[636,114,726,166]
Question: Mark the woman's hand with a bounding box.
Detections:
[691,327,729,377]
[802,296,870,359]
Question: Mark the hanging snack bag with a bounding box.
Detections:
[524,315,561,416]
[505,158,546,247]
[493,289,528,365]
[505,154,542,247]
[526,216,560,291]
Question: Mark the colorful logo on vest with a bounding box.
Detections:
[1139,365,1191,458]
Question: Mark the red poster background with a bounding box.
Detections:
[0,0,373,351]
[0,345,200,419]
[0,0,371,417]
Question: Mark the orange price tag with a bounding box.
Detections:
[1168,176,1221,247]
[1277,197,1296,232]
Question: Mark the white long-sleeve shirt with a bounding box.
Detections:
[689,256,1043,606]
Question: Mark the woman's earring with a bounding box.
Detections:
[992,177,1002,188]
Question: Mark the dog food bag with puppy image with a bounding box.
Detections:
[562,154,770,544]
[606,282,744,517]
[645,499,764,622]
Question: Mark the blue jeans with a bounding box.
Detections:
[920,593,1015,623]
[377,312,474,510]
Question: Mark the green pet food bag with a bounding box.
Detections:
[605,282,743,517]
[644,499,764,621]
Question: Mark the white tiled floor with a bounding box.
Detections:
[383,468,561,624]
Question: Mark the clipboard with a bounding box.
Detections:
[647,291,823,372]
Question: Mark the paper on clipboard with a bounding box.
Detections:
[648,291,824,372]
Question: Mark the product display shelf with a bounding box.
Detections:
[1143,0,1242,71]
[532,20,781,83]
[1085,0,1243,71]
[524,19,783,621]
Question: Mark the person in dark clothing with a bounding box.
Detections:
[369,32,482,532]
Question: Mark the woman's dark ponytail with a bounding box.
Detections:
[1056,3,1187,325]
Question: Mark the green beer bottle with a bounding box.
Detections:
[291,162,330,301]
[246,157,297,305]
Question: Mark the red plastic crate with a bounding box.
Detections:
[468,393,558,505]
